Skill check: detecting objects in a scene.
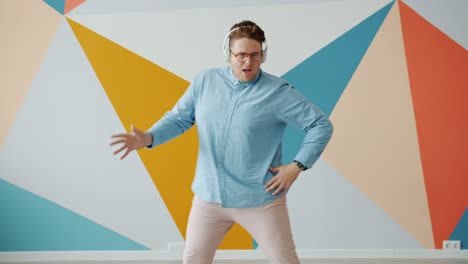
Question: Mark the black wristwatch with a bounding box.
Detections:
[293,160,307,171]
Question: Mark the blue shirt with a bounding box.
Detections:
[147,67,333,208]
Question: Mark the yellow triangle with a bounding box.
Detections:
[66,18,252,249]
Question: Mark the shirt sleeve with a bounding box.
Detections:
[146,73,199,149]
[275,83,333,169]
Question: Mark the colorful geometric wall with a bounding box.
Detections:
[1,0,467,251]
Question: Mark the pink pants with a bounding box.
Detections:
[183,195,300,264]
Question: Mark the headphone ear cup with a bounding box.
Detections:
[225,49,231,62]
[224,48,229,62]
[261,42,267,63]
[224,37,230,62]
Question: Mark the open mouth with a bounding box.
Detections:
[242,69,252,74]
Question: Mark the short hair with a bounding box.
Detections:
[228,20,266,47]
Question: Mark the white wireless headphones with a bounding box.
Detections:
[222,26,268,63]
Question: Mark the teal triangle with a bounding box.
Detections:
[281,1,394,162]
[43,0,65,14]
[0,179,148,251]
[253,239,258,249]
[449,208,468,249]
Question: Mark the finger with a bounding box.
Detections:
[131,124,135,132]
[269,166,280,172]
[111,133,130,139]
[264,177,277,188]
[272,183,286,196]
[273,183,290,195]
[120,148,132,160]
[113,145,127,155]
[110,138,126,146]
[266,180,281,192]
[133,126,144,137]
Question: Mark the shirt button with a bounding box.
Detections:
[217,164,222,167]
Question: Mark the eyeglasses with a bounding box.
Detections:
[230,49,262,62]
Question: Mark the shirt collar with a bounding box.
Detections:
[227,67,262,89]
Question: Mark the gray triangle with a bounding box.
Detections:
[288,159,424,248]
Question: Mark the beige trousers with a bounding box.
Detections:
[183,195,300,264]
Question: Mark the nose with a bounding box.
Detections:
[243,55,253,64]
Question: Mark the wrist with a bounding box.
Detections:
[145,132,153,147]
[292,160,307,171]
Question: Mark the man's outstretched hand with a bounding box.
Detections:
[110,124,152,160]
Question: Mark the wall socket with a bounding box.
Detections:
[442,240,461,250]
[168,242,185,251]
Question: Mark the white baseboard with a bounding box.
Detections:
[0,249,467,263]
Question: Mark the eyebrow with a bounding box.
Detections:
[231,51,261,54]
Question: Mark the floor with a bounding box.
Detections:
[3,260,468,264]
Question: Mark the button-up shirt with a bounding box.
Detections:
[147,67,333,208]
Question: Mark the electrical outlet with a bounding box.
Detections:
[168,242,185,251]
[442,240,461,250]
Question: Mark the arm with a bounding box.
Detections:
[110,74,199,159]
[146,74,199,148]
[265,84,333,195]
[276,84,333,168]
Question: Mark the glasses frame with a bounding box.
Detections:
[229,49,262,62]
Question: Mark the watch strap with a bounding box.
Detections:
[293,160,307,171]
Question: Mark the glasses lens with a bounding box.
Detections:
[231,50,261,62]
[251,52,260,61]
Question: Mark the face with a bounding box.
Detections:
[229,37,263,82]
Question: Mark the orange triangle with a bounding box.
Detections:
[399,0,468,249]
[64,0,85,14]
[66,18,252,249]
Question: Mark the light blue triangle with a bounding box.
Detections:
[0,179,148,251]
[253,239,258,249]
[43,0,65,15]
[450,208,468,249]
[281,1,394,162]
